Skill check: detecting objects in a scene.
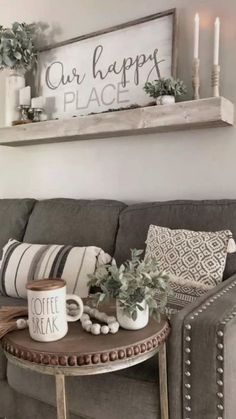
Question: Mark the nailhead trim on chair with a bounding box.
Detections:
[183,279,236,419]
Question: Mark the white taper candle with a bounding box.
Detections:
[214,17,220,65]
[194,13,200,59]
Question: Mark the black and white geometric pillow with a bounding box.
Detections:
[145,225,233,287]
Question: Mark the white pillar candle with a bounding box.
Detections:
[213,17,220,65]
[31,96,44,109]
[194,13,200,59]
[19,86,31,106]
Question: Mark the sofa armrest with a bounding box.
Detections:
[168,273,236,419]
[0,347,7,380]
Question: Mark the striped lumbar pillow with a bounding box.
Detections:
[155,275,212,317]
[0,239,111,299]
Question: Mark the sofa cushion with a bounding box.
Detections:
[7,356,160,419]
[0,379,85,419]
[24,199,126,256]
[0,295,27,380]
[0,199,35,258]
[114,200,236,279]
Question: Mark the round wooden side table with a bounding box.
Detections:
[2,310,170,419]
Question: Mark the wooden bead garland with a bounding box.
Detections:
[67,304,120,335]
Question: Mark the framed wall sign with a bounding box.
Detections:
[37,9,177,120]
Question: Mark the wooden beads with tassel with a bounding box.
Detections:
[67,304,120,335]
[0,318,28,340]
[0,306,28,339]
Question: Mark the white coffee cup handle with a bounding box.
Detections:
[66,294,84,322]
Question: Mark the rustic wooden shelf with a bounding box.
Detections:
[0,97,234,147]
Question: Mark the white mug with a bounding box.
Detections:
[26,279,83,342]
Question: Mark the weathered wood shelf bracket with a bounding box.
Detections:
[0,97,234,147]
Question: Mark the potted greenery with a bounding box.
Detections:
[88,249,171,330]
[144,77,187,105]
[0,22,38,125]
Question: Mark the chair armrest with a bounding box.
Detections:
[167,273,236,419]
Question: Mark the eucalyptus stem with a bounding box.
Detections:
[88,249,172,321]
[0,22,38,71]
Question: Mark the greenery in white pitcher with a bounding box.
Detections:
[144,77,187,99]
[0,22,37,71]
[88,249,171,321]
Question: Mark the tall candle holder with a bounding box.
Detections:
[192,58,200,100]
[211,64,220,97]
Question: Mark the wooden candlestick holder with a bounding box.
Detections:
[192,58,200,100]
[212,64,220,97]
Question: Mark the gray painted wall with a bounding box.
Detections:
[0,0,235,202]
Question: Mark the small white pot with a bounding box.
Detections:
[116,300,149,330]
[157,95,175,105]
[5,69,25,126]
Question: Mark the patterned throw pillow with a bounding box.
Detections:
[145,225,234,287]
[156,275,212,316]
[0,239,111,299]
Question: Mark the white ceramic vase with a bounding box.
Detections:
[156,95,175,105]
[116,300,149,330]
[5,69,25,126]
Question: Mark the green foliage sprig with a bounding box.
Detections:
[88,249,171,322]
[144,77,187,99]
[0,22,38,71]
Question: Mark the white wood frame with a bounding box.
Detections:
[37,9,177,119]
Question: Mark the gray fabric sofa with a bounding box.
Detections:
[0,198,236,419]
